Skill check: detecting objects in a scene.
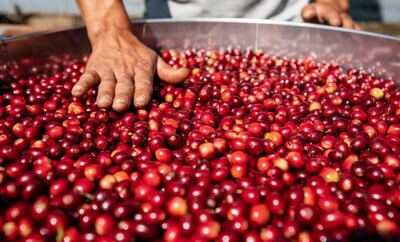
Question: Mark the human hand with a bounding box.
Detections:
[301,1,361,30]
[72,30,190,112]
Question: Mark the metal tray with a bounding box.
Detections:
[1,19,400,83]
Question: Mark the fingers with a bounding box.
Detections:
[74,53,189,111]
[340,13,363,30]
[301,3,317,22]
[96,74,116,108]
[72,69,100,97]
[129,56,190,108]
[340,13,356,29]
[326,10,342,27]
[133,68,154,108]
[131,56,190,108]
[301,3,360,30]
[113,74,134,112]
[157,57,190,84]
[354,23,363,30]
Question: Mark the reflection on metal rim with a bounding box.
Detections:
[136,18,400,41]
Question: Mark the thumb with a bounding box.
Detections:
[301,3,317,22]
[156,56,190,84]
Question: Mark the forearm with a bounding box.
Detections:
[76,0,132,44]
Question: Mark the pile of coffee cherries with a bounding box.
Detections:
[0,47,400,242]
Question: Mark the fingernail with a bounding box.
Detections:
[135,96,146,104]
[99,96,112,104]
[72,85,82,93]
[115,98,128,105]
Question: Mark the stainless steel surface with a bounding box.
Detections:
[1,19,400,83]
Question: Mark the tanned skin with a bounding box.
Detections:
[72,0,359,112]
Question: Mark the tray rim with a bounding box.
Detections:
[2,18,400,43]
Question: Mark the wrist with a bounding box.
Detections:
[78,0,133,44]
[88,24,133,45]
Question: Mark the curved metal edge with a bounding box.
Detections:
[0,26,85,42]
[136,18,400,42]
[3,18,400,43]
